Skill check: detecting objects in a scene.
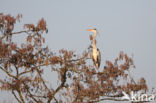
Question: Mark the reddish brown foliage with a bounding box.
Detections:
[0,13,152,103]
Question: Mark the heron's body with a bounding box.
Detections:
[92,47,101,69]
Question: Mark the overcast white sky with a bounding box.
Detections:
[0,0,156,102]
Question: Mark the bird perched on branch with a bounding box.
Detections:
[88,28,101,69]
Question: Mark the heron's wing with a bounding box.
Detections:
[91,51,96,68]
[97,48,101,68]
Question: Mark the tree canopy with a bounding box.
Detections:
[0,13,153,103]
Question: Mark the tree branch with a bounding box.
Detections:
[17,90,25,103]
[0,66,17,79]
[12,90,22,103]
[47,66,67,103]
[0,30,29,40]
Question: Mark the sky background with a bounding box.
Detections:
[0,0,156,102]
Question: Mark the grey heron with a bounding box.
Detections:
[88,28,101,69]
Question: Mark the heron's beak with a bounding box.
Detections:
[88,29,93,31]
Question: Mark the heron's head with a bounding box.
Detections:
[88,28,97,33]
[88,28,99,37]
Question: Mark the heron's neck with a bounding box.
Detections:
[92,41,97,49]
[93,32,97,38]
[91,32,97,49]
